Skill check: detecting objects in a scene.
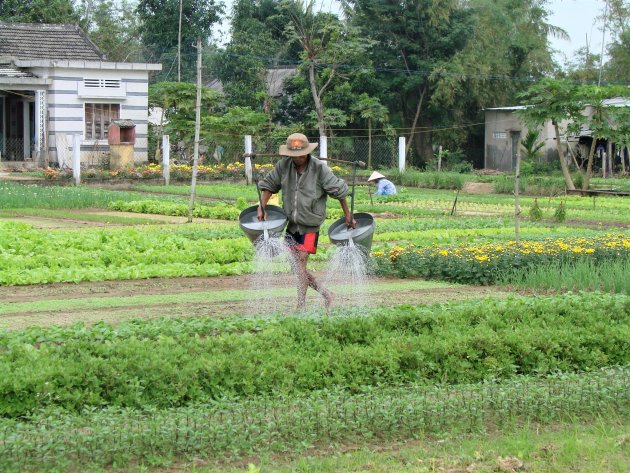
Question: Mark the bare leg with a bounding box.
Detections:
[293,250,334,311]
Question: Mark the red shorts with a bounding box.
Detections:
[285,231,319,254]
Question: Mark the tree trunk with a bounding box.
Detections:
[554,122,575,190]
[582,138,597,190]
[405,87,426,159]
[412,119,433,167]
[308,61,326,137]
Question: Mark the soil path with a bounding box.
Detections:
[0,274,510,330]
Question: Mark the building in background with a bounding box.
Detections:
[0,22,161,167]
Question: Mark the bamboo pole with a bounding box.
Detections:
[187,37,202,223]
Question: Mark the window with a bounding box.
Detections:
[83,78,122,89]
[493,131,507,139]
[85,103,120,140]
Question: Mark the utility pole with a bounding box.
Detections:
[178,0,183,82]
[598,0,608,86]
[188,37,202,223]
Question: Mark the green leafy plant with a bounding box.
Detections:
[529,198,543,221]
[554,201,567,222]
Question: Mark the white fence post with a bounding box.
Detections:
[244,135,253,185]
[319,135,328,166]
[398,136,406,173]
[162,135,170,186]
[72,134,81,185]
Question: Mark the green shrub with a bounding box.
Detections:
[0,293,628,417]
[554,201,567,222]
[529,198,543,221]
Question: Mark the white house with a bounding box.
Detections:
[0,22,161,167]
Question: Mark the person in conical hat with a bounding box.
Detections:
[257,132,356,312]
[368,171,397,195]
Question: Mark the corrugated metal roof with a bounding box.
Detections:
[0,22,105,61]
[0,62,36,78]
[602,97,630,107]
[484,105,528,111]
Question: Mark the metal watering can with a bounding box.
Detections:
[238,204,287,244]
[326,158,375,253]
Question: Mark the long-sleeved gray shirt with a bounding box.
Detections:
[259,156,348,233]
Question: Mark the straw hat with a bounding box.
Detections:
[278,133,318,157]
[368,171,385,182]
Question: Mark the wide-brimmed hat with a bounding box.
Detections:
[368,171,385,182]
[279,133,318,157]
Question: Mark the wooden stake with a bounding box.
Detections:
[187,37,202,223]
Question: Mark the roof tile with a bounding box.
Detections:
[0,22,105,61]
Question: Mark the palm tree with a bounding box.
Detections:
[520,129,545,162]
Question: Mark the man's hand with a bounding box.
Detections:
[345,214,357,229]
[257,205,267,221]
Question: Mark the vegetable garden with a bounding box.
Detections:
[0,177,629,472]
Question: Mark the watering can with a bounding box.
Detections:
[328,212,375,253]
[326,159,375,253]
[239,204,288,244]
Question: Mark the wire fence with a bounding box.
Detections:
[1,367,628,471]
[160,134,402,171]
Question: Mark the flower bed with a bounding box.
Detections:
[372,233,630,284]
[42,162,348,181]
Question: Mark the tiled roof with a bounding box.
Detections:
[0,22,105,61]
[0,62,36,78]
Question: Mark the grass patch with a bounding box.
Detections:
[501,257,630,294]
[0,182,149,209]
[207,419,630,473]
[0,208,159,225]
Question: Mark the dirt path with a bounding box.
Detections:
[0,274,510,330]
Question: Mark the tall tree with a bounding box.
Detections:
[0,0,78,23]
[517,78,582,190]
[210,0,296,110]
[136,0,223,82]
[285,0,370,137]
[345,0,560,166]
[77,0,144,62]
[604,0,630,83]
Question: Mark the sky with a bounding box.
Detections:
[215,0,608,65]
[546,0,608,64]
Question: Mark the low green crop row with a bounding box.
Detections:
[0,221,253,285]
[108,199,242,220]
[1,367,627,472]
[1,293,628,417]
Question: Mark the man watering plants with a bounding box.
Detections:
[367,171,397,195]
[257,133,356,311]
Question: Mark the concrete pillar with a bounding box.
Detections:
[34,90,47,164]
[244,135,253,185]
[162,135,170,186]
[72,134,81,185]
[319,135,328,165]
[398,137,406,173]
[23,101,30,159]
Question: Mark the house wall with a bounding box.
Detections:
[30,63,151,165]
[484,109,560,171]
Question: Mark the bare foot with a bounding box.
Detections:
[323,290,335,313]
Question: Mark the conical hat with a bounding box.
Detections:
[368,171,385,182]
